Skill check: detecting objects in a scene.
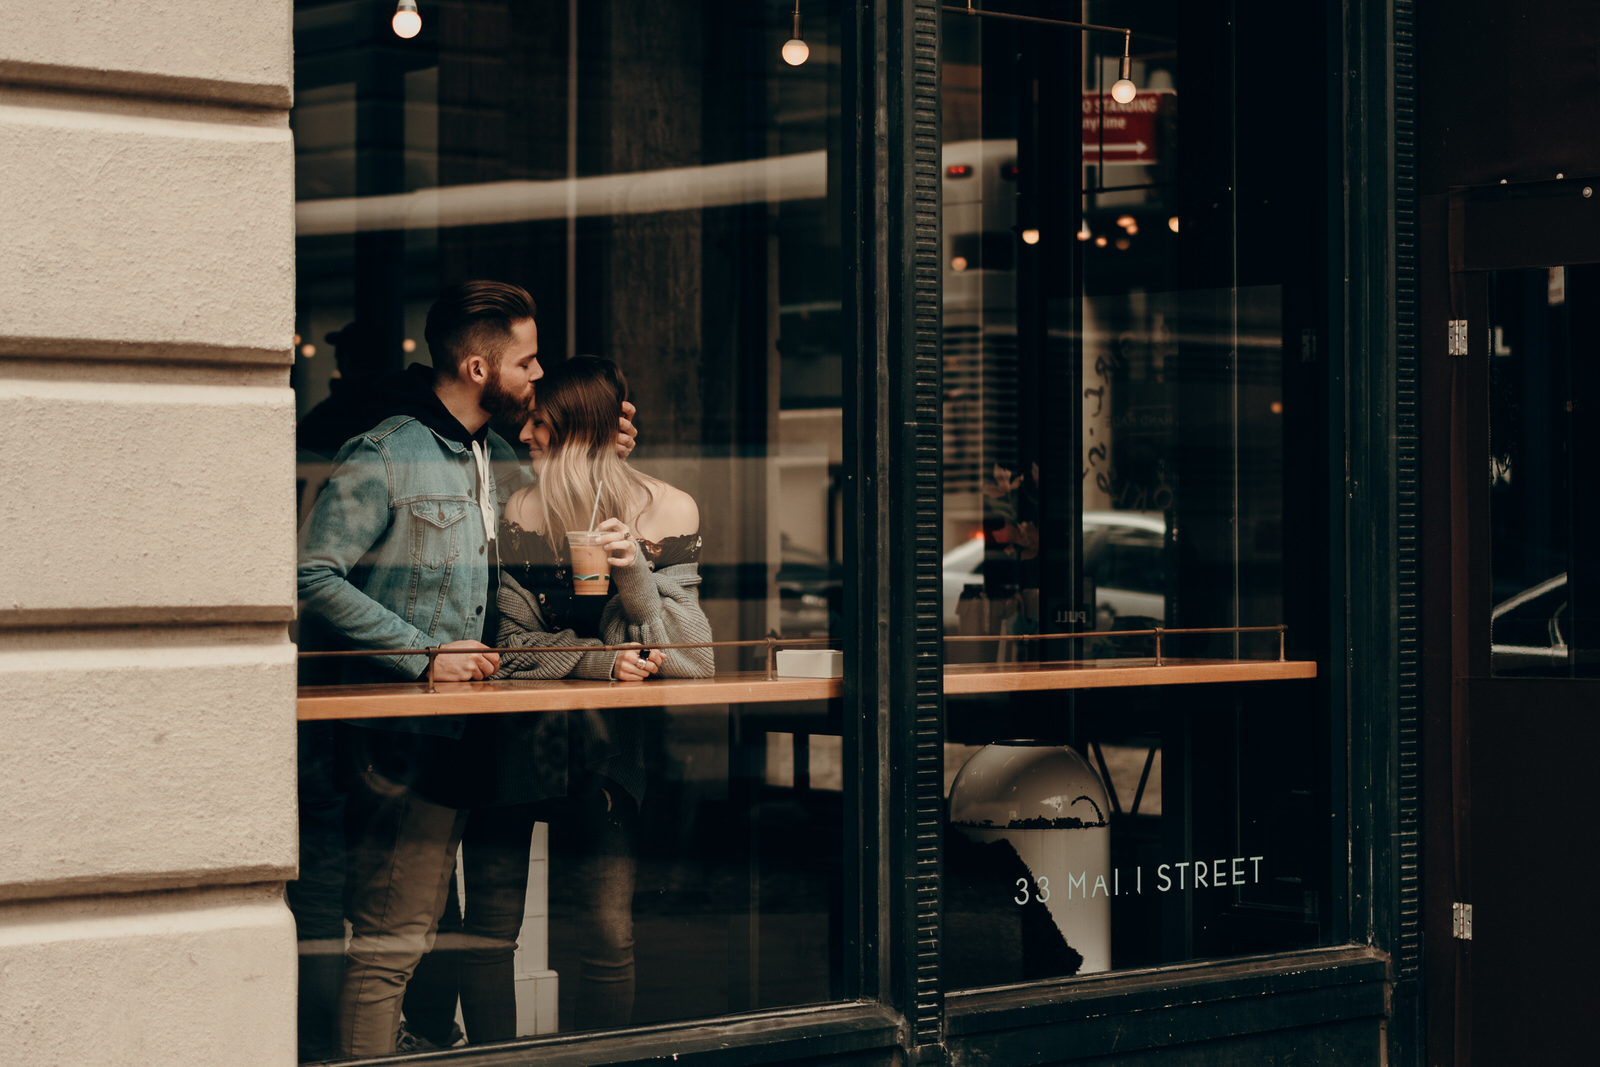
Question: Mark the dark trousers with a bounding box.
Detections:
[288,722,350,1062]
[404,777,639,1044]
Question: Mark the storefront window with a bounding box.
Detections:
[939,0,1337,984]
[290,1,846,1059]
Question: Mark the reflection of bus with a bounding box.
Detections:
[942,139,1020,317]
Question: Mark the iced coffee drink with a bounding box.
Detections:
[566,530,611,595]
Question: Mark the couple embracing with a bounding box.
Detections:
[294,280,711,1058]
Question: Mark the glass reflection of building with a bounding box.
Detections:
[933,2,1335,985]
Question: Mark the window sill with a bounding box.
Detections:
[317,1002,902,1067]
[946,946,1388,1059]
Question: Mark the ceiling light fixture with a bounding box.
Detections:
[782,1,810,66]
[1110,32,1137,102]
[392,0,421,39]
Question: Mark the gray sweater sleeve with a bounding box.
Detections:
[600,554,716,677]
[493,570,624,681]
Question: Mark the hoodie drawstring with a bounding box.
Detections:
[470,439,497,544]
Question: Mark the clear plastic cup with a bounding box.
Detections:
[566,530,611,595]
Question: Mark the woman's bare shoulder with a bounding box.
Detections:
[635,481,699,541]
[504,485,545,533]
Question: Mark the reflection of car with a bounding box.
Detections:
[941,511,1167,632]
[1491,573,1568,672]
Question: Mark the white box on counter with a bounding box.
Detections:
[775,649,843,678]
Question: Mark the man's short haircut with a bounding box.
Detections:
[423,281,538,377]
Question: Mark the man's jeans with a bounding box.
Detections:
[336,769,468,1057]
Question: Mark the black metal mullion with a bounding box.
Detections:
[858,0,947,1058]
[840,0,884,1015]
[1391,5,1425,1065]
[1342,1,1406,1059]
[845,1,947,1046]
[883,0,940,1055]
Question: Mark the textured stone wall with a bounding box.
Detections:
[0,3,298,1064]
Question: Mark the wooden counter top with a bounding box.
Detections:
[942,657,1317,694]
[297,671,842,721]
[297,658,1316,720]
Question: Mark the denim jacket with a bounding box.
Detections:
[297,410,525,738]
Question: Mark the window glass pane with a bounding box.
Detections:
[1488,265,1600,677]
[940,0,1336,985]
[290,1,846,1058]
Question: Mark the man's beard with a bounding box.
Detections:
[480,362,529,424]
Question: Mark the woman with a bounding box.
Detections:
[405,356,711,1048]
[498,353,713,685]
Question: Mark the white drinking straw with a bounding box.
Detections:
[588,479,604,531]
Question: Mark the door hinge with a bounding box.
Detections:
[1452,901,1473,940]
[1448,319,1469,356]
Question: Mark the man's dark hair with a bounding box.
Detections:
[423,281,538,377]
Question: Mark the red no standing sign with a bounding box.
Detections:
[1082,89,1173,165]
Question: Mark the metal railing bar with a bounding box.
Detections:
[297,627,1290,692]
[298,637,839,688]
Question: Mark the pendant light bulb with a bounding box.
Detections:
[392,0,422,39]
[782,3,809,66]
[1109,32,1136,103]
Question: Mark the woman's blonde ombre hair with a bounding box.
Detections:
[531,355,655,553]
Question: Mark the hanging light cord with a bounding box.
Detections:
[941,2,1131,39]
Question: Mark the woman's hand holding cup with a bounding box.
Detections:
[596,518,637,568]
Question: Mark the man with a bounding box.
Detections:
[295,281,641,1056]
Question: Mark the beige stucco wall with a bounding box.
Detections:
[0,3,297,1064]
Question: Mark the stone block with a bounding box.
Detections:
[0,632,297,901]
[0,97,294,364]
[0,378,295,625]
[0,885,296,1066]
[0,0,291,108]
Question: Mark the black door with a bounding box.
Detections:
[1443,180,1600,1066]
